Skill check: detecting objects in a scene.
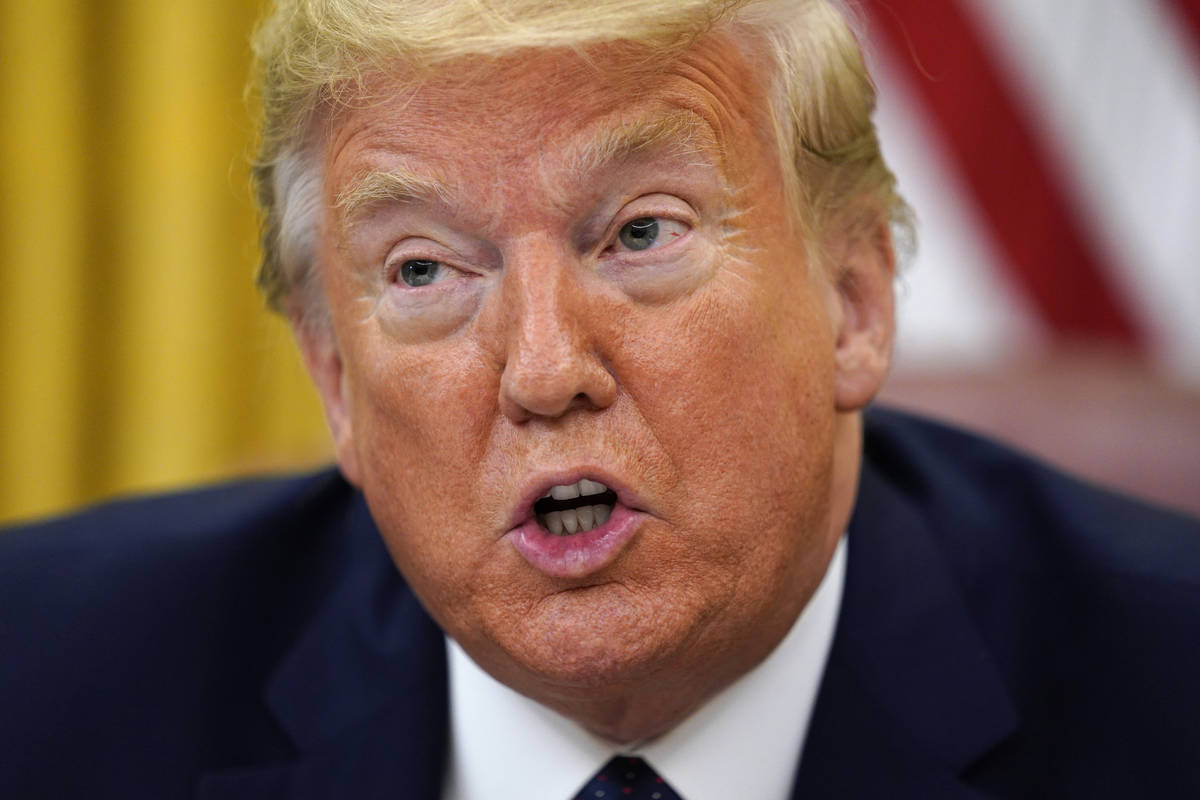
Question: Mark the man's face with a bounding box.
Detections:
[305,35,890,736]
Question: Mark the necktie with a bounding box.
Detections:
[573,755,685,800]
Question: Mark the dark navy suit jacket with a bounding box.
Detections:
[3,409,1199,798]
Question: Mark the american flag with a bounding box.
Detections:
[856,0,1200,515]
[857,0,1200,383]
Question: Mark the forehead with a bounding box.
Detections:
[322,35,777,210]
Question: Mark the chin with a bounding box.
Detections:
[482,583,698,693]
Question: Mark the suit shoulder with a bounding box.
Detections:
[0,465,362,629]
[863,405,1200,582]
[0,468,368,793]
[1,468,348,565]
[0,467,364,633]
[862,407,1200,793]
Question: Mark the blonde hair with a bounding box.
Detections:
[249,0,912,318]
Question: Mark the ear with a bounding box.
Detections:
[292,317,363,486]
[827,221,896,412]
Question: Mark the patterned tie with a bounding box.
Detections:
[573,755,685,800]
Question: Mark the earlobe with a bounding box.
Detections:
[830,222,896,412]
[292,318,363,486]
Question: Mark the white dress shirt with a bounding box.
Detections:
[442,537,846,800]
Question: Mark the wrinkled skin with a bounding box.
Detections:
[298,33,895,742]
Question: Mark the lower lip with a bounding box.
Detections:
[507,504,644,579]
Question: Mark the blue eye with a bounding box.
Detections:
[400,259,441,287]
[618,218,660,251]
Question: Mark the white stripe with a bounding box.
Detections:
[965,0,1200,384]
[866,39,1045,372]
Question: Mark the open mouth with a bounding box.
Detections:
[532,478,619,535]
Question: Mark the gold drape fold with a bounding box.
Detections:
[1,0,330,523]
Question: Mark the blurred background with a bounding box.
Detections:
[1,0,1197,524]
[861,0,1200,516]
[0,0,330,524]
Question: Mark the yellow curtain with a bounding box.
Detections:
[0,0,331,524]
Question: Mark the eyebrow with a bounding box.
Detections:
[569,109,721,176]
[334,167,450,224]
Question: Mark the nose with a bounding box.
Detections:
[498,244,617,423]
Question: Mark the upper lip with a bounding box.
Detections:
[504,467,647,531]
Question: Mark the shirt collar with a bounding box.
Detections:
[444,536,847,800]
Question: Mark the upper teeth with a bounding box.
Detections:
[538,478,614,536]
[545,478,608,500]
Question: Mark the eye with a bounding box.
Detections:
[398,258,442,287]
[614,216,688,253]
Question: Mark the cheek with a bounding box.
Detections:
[622,264,838,563]
[636,267,835,466]
[351,340,492,455]
[341,332,500,571]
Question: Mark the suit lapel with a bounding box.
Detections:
[197,495,448,800]
[793,457,1019,797]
